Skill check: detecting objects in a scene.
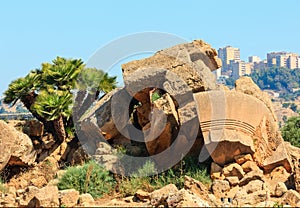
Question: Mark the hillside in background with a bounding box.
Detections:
[0,98,29,114]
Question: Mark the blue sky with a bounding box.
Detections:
[1,0,300,95]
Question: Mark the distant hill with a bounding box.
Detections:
[0,98,29,114]
[250,67,300,93]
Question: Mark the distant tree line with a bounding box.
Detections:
[281,115,300,148]
[250,67,300,92]
[225,67,300,101]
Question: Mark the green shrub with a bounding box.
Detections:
[119,157,211,196]
[58,160,115,198]
[281,116,300,148]
[0,178,7,194]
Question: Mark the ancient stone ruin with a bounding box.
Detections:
[1,40,300,207]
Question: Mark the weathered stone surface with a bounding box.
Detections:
[211,172,225,180]
[23,185,59,207]
[24,120,44,137]
[194,91,264,166]
[41,133,55,150]
[183,176,209,199]
[166,189,210,207]
[211,162,222,174]
[194,89,292,172]
[222,163,245,180]
[135,189,150,202]
[211,180,230,197]
[243,180,264,194]
[78,193,94,206]
[285,142,300,192]
[145,93,179,156]
[8,156,58,190]
[0,193,16,207]
[241,161,262,173]
[239,170,265,186]
[122,40,221,93]
[59,189,80,207]
[234,76,277,125]
[225,176,239,187]
[233,189,268,206]
[234,77,292,173]
[265,166,292,196]
[263,142,292,173]
[274,182,287,197]
[80,88,130,155]
[280,190,300,207]
[150,184,178,207]
[0,120,36,171]
[234,154,253,165]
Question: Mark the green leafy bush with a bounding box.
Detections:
[119,157,211,196]
[0,178,7,194]
[281,116,300,148]
[58,161,115,198]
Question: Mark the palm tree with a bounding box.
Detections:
[3,69,45,122]
[33,90,73,142]
[96,72,117,98]
[73,68,117,121]
[42,56,84,92]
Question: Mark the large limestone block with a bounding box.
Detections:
[122,40,221,93]
[0,120,36,171]
[194,90,292,171]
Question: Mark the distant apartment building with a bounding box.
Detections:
[231,61,252,80]
[253,59,267,70]
[267,52,300,69]
[248,56,261,63]
[218,46,240,71]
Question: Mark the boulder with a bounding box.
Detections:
[59,189,80,207]
[22,185,59,207]
[274,182,287,197]
[135,189,150,202]
[78,193,94,206]
[166,189,210,207]
[8,156,58,190]
[280,190,300,207]
[285,142,300,192]
[233,189,268,206]
[211,180,230,197]
[242,180,264,194]
[241,161,262,173]
[234,154,253,165]
[210,162,222,174]
[234,77,292,172]
[79,88,131,155]
[194,89,292,172]
[222,163,245,180]
[0,120,36,171]
[225,176,239,187]
[183,176,210,200]
[234,76,277,125]
[150,184,178,207]
[239,170,265,187]
[122,40,221,93]
[30,186,59,207]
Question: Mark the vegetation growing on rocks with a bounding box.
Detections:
[3,56,117,146]
[58,160,115,198]
[281,115,300,148]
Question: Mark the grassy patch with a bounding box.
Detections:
[118,157,211,196]
[0,177,7,194]
[58,160,115,198]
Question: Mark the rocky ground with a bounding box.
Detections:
[1,40,300,207]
